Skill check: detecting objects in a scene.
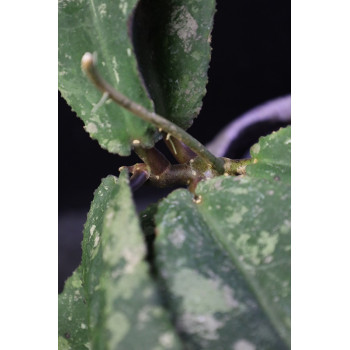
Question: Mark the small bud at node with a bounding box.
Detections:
[81,52,94,71]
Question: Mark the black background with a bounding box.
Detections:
[58,0,290,291]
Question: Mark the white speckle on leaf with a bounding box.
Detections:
[264,255,273,264]
[284,138,291,144]
[122,247,143,274]
[233,339,256,350]
[89,224,96,237]
[180,313,223,340]
[119,0,128,15]
[81,323,87,329]
[112,57,120,84]
[85,122,98,134]
[107,313,130,347]
[158,332,175,348]
[236,234,260,265]
[138,305,152,323]
[93,235,100,248]
[169,227,186,248]
[227,206,248,226]
[127,48,132,57]
[108,140,123,153]
[258,231,279,257]
[173,268,236,313]
[169,6,198,53]
[98,3,107,18]
[251,143,260,155]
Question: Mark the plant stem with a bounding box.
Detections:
[163,135,197,164]
[81,52,225,174]
[134,146,170,175]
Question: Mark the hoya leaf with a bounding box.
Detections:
[58,267,89,350]
[155,177,290,349]
[58,0,160,156]
[154,128,291,349]
[132,0,216,129]
[247,126,291,183]
[80,171,183,349]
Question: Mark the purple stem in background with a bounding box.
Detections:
[206,95,291,157]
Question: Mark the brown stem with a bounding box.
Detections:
[163,134,197,164]
[133,147,170,176]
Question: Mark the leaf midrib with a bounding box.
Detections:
[196,203,290,348]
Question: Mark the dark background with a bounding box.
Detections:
[59,0,291,292]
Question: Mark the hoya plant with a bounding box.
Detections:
[58,0,291,349]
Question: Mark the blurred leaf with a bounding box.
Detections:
[80,171,183,349]
[58,267,89,350]
[132,0,216,129]
[58,0,159,155]
[154,128,291,349]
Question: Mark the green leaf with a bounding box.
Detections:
[247,126,291,183]
[132,0,216,129]
[58,0,159,155]
[154,128,291,349]
[58,267,89,350]
[80,171,183,349]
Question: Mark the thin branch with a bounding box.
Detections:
[81,52,225,174]
[129,170,149,192]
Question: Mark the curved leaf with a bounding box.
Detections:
[79,172,183,349]
[58,0,159,155]
[154,128,291,349]
[132,0,216,129]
